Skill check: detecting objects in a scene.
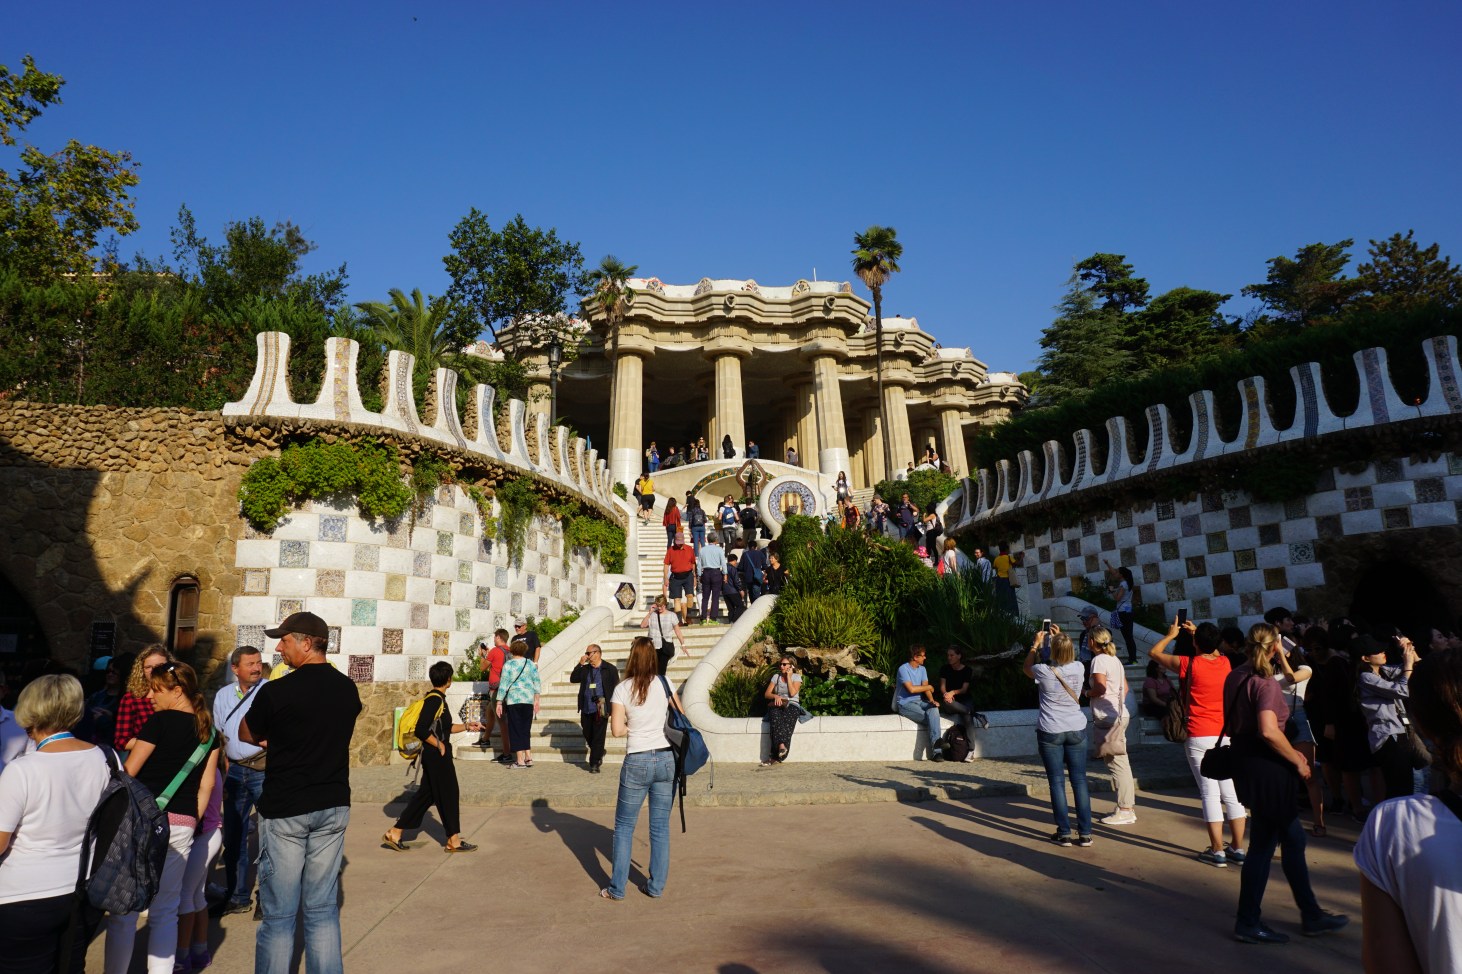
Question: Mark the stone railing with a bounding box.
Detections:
[946,336,1462,534]
[222,332,616,515]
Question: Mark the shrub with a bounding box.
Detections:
[778,528,933,637]
[776,514,823,559]
[799,673,888,716]
[238,437,414,532]
[774,593,879,650]
[873,468,960,513]
[530,609,580,645]
[613,481,629,500]
[563,513,627,574]
[909,570,1036,659]
[709,666,771,718]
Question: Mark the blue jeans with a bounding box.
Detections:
[1236,812,1321,929]
[1036,729,1092,836]
[607,749,675,899]
[897,697,943,751]
[690,524,706,558]
[222,763,265,905]
[256,807,349,974]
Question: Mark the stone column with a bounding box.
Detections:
[882,383,914,475]
[608,351,645,488]
[940,408,969,477]
[811,354,849,479]
[794,381,818,468]
[712,352,746,460]
[862,406,885,488]
[704,381,718,457]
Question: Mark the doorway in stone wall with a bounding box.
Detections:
[0,572,48,706]
[1348,558,1452,635]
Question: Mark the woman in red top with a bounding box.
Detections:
[1151,618,1248,867]
[661,497,681,549]
[112,644,173,751]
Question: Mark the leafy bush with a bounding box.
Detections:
[873,468,960,513]
[709,666,772,718]
[495,476,539,565]
[613,481,629,500]
[239,437,414,531]
[778,528,933,638]
[776,514,824,558]
[774,593,879,650]
[909,570,1036,658]
[800,673,888,716]
[529,609,580,645]
[563,513,626,574]
[453,640,484,682]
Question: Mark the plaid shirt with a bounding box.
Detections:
[112,692,154,750]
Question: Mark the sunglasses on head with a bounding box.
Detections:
[151,661,178,676]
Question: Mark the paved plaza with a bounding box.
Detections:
[91,755,1364,973]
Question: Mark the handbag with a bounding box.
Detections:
[659,676,711,833]
[1090,664,1129,760]
[1200,675,1250,782]
[1161,662,1193,744]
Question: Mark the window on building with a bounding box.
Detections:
[168,576,200,654]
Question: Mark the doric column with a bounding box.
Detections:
[712,352,746,459]
[940,408,969,476]
[862,406,885,488]
[608,350,645,488]
[704,381,718,456]
[794,381,818,468]
[882,383,914,475]
[811,353,849,479]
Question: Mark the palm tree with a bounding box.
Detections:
[355,287,464,398]
[852,226,903,480]
[585,254,638,327]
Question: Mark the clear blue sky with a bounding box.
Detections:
[10,1,1461,373]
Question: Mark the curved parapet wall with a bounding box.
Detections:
[947,337,1462,536]
[223,332,617,517]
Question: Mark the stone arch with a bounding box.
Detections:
[1308,526,1462,634]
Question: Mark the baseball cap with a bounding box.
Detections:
[265,611,329,640]
[512,617,527,628]
[93,655,113,671]
[1078,606,1100,620]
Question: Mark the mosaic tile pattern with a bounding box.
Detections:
[348,655,374,682]
[1263,567,1288,589]
[319,516,347,542]
[1213,575,1234,597]
[1206,532,1229,554]
[351,599,376,626]
[460,513,475,535]
[237,625,266,651]
[1234,548,1257,571]
[280,540,310,567]
[1316,515,1343,539]
[1160,539,1180,561]
[408,656,429,680]
[1345,486,1374,511]
[316,570,345,598]
[1416,478,1446,503]
[1383,507,1412,529]
[411,603,429,629]
[437,531,454,555]
[432,631,450,656]
[382,628,403,654]
[1376,459,1404,483]
[326,627,342,654]
[277,598,303,619]
[1181,515,1201,538]
[1138,524,1157,544]
[1228,505,1252,529]
[384,574,407,601]
[476,586,492,609]
[1258,523,1282,546]
[434,581,452,605]
[1186,555,1207,578]
[526,575,536,592]
[457,561,472,582]
[1283,498,1308,520]
[353,545,379,571]
[243,569,270,595]
[1289,542,1316,565]
[455,609,471,632]
[413,551,432,577]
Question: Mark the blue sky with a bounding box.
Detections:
[9,1,1461,373]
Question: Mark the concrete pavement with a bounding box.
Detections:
[90,753,1365,973]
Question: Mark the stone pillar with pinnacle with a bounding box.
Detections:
[810,353,850,479]
[882,382,915,475]
[608,347,647,489]
[940,408,969,477]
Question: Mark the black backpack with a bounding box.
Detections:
[740,507,758,528]
[941,724,970,762]
[690,507,707,527]
[79,747,170,914]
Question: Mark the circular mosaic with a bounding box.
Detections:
[764,479,818,524]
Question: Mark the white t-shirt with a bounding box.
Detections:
[610,677,670,754]
[1090,654,1128,723]
[1354,794,1462,974]
[0,747,112,904]
[647,611,679,646]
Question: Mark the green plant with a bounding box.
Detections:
[453,640,485,682]
[495,476,540,565]
[613,481,628,500]
[776,514,823,558]
[800,673,888,716]
[709,666,772,718]
[774,593,879,649]
[410,450,453,502]
[909,571,1036,659]
[238,437,414,532]
[779,529,933,638]
[463,484,499,538]
[562,513,626,574]
[873,468,960,513]
[530,609,581,645]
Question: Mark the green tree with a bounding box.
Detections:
[1128,286,1237,373]
[1242,239,1361,330]
[584,254,638,326]
[1075,253,1149,312]
[168,205,347,315]
[442,209,588,356]
[851,225,903,480]
[1035,273,1135,406]
[0,56,140,280]
[1355,230,1462,313]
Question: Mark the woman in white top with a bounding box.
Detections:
[601,637,684,901]
[1088,627,1136,826]
[1024,627,1093,846]
[0,674,112,974]
[1355,645,1462,974]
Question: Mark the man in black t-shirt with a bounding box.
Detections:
[513,618,542,663]
[240,611,361,974]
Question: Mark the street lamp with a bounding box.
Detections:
[547,337,563,424]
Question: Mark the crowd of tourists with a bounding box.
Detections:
[0,612,361,974]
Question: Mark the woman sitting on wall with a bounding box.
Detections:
[761,655,808,767]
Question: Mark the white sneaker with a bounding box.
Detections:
[1101,809,1138,826]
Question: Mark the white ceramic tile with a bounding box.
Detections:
[1185,576,1214,599]
[1206,552,1236,575]
[346,518,390,545]
[1334,466,1378,489]
[230,595,275,626]
[404,577,435,604]
[1281,518,1318,543]
[1209,594,1241,618]
[376,601,409,628]
[1231,569,1265,591]
[273,513,318,540]
[1256,545,1290,569]
[339,626,378,654]
[1113,526,1141,548]
[312,496,355,515]
[1411,502,1459,528]
[1340,509,1384,535]
[307,598,352,627]
[1226,526,1260,550]
[1406,456,1448,477]
[344,572,385,600]
[1372,482,1416,508]
[1444,475,1462,501]
[269,569,316,598]
[1307,490,1346,517]
[403,629,433,654]
[309,542,355,570]
[1287,562,1326,589]
[1260,589,1296,613]
[233,540,279,568]
[1200,510,1230,533]
[373,655,408,681]
[1155,519,1182,541]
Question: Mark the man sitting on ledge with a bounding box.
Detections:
[895,644,945,761]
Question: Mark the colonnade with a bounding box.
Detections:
[606,345,972,490]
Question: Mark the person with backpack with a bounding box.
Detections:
[662,496,682,548]
[740,539,768,603]
[383,662,482,852]
[938,647,981,761]
[0,674,112,974]
[600,637,681,900]
[716,494,740,545]
[105,661,221,974]
[738,502,759,541]
[686,497,708,558]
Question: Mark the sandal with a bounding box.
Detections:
[381,833,408,852]
[444,841,478,853]
[598,888,621,900]
[776,744,788,760]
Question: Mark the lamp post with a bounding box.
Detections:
[547,337,563,424]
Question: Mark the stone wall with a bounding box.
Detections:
[0,403,263,683]
[353,680,419,768]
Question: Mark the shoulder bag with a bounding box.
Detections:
[157,730,217,812]
[1200,676,1248,781]
[1161,660,1194,744]
[1090,664,1129,760]
[658,675,711,833]
[221,683,267,771]
[1397,701,1432,770]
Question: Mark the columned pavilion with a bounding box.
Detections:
[512,277,1027,491]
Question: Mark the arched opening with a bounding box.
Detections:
[168,575,201,654]
[0,572,49,698]
[1348,558,1453,635]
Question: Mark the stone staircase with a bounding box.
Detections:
[460,496,736,765]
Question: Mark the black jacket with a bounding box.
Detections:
[569,660,620,716]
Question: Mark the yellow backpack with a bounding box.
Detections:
[396,690,447,761]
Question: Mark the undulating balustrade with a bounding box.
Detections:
[221,332,616,515]
[947,336,1462,534]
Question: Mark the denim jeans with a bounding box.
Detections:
[222,763,265,905]
[897,697,943,753]
[690,524,706,556]
[1036,729,1092,836]
[607,749,675,899]
[256,807,349,974]
[1236,812,1321,929]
